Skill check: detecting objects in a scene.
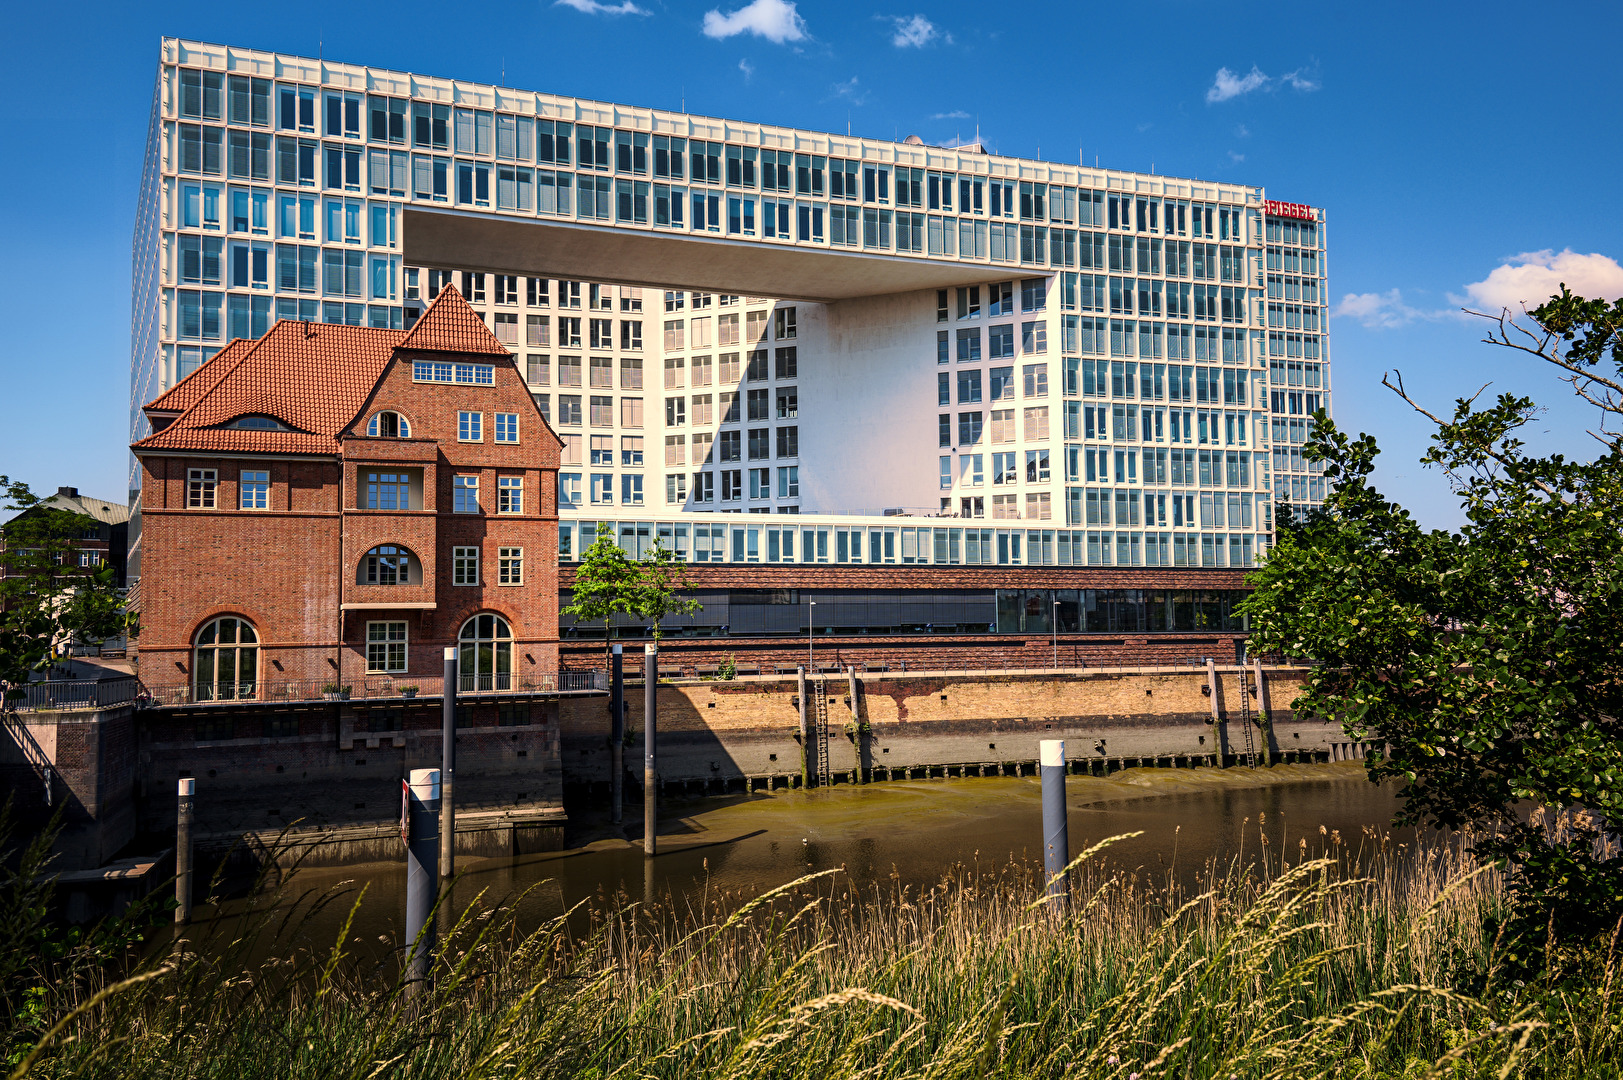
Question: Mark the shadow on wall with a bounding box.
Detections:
[559,667,1325,802]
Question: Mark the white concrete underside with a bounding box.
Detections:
[404,208,1016,303]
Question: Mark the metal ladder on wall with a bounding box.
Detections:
[1,704,54,806]
[1237,670,1258,768]
[811,679,832,787]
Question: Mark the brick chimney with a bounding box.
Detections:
[57,486,78,498]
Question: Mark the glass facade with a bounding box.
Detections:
[134,39,1329,581]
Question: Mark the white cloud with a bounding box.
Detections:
[738,58,755,79]
[931,109,969,120]
[1206,64,1320,103]
[1462,249,1623,312]
[1227,150,1245,164]
[889,14,940,47]
[1206,66,1269,103]
[1235,123,1250,138]
[1333,252,1623,331]
[555,0,649,15]
[831,76,867,104]
[702,0,807,43]
[1333,289,1449,329]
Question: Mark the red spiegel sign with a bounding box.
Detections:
[1264,200,1315,220]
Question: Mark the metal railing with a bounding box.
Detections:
[0,707,57,805]
[573,657,1312,682]
[4,678,143,712]
[142,670,607,707]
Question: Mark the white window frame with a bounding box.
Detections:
[453,474,480,513]
[494,411,520,443]
[239,469,269,510]
[365,620,408,673]
[498,476,524,514]
[452,545,480,585]
[187,468,218,509]
[458,410,483,442]
[498,546,524,585]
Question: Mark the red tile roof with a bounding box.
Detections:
[399,285,511,356]
[133,321,406,456]
[142,338,254,416]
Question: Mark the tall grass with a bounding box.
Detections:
[7,817,1622,1079]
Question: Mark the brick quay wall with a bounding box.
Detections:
[10,668,1376,884]
[561,665,1373,795]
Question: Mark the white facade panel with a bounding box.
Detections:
[133,37,1332,576]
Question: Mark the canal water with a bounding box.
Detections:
[197,761,1404,956]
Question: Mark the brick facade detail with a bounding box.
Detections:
[132,288,562,696]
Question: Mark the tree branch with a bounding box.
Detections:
[1471,307,1623,406]
[1382,370,1560,498]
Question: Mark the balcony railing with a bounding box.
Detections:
[142,671,607,707]
[4,678,142,712]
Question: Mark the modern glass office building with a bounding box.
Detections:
[133,37,1329,579]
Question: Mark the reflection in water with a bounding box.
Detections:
[197,763,1400,962]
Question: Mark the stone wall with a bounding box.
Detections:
[133,695,565,868]
[2,706,138,870]
[560,665,1360,792]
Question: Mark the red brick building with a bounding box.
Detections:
[132,287,562,702]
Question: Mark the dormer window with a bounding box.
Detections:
[367,410,411,437]
[224,415,294,431]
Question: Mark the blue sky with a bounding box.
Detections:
[2,0,1619,529]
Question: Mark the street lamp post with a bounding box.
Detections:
[808,600,817,672]
[1053,600,1060,669]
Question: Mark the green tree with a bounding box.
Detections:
[1241,288,1623,978]
[628,539,702,642]
[561,523,639,666]
[0,479,126,690]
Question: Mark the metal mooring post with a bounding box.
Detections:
[644,644,658,857]
[847,666,863,784]
[1040,740,1070,910]
[405,767,441,997]
[175,778,195,925]
[439,647,457,881]
[797,665,809,789]
[611,643,625,827]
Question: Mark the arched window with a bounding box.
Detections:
[458,614,513,692]
[358,544,417,585]
[194,616,258,701]
[367,411,411,438]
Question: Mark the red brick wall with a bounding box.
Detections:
[561,633,1243,672]
[138,455,343,685]
[135,351,563,696]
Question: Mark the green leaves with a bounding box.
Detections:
[561,523,640,635]
[1243,292,1623,979]
[562,525,702,643]
[0,477,125,687]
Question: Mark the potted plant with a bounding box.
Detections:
[322,683,351,701]
[401,685,419,699]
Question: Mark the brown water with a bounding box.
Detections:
[187,761,1402,958]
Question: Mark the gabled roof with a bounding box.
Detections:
[133,321,407,456]
[142,338,254,416]
[37,492,131,526]
[399,285,511,356]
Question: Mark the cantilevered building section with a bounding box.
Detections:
[134,37,1330,587]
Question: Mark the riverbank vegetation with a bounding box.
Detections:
[1242,289,1623,974]
[8,810,1623,1078]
